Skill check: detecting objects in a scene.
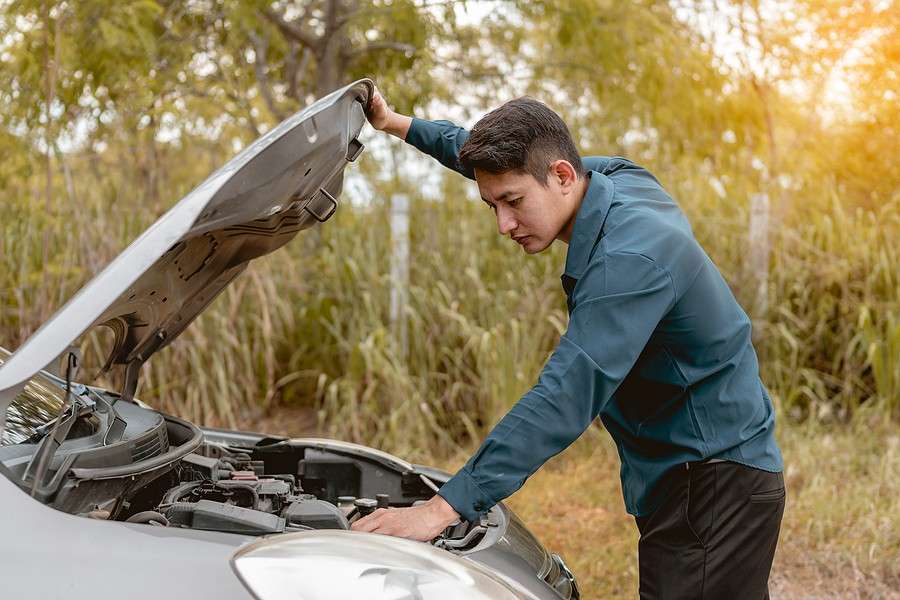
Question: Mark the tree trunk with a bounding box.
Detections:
[315,0,344,97]
[40,4,60,319]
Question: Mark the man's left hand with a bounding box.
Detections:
[350,494,461,542]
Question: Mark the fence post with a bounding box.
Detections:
[389,193,410,360]
[748,192,770,317]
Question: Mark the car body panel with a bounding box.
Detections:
[0,473,254,599]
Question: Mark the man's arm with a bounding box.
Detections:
[352,253,674,537]
[366,87,475,180]
[405,118,475,180]
[437,253,675,520]
[366,87,413,139]
[366,87,629,182]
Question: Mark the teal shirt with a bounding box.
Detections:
[406,118,783,520]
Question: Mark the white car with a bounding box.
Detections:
[0,79,579,600]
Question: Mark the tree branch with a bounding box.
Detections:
[343,41,416,60]
[248,31,287,121]
[285,41,300,100]
[338,0,475,25]
[294,46,312,101]
[261,6,319,51]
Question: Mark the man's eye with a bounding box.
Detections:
[509,197,523,207]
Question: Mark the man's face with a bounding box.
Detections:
[475,161,583,254]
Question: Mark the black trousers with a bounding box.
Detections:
[635,460,785,600]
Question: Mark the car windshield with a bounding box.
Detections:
[0,347,67,446]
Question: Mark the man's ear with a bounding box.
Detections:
[550,160,578,190]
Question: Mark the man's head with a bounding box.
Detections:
[459,97,587,254]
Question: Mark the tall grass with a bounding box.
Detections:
[1,144,897,461]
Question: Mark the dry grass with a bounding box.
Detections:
[2,148,897,441]
[475,419,899,599]
[500,428,640,599]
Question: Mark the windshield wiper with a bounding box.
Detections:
[23,352,96,500]
[21,382,94,445]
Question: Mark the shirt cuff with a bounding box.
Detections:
[437,468,496,522]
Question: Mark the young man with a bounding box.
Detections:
[352,88,785,599]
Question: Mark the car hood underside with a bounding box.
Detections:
[0,79,373,424]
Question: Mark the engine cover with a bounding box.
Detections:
[283,498,349,530]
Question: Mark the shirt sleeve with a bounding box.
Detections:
[437,252,676,521]
[404,117,476,180]
[404,119,638,185]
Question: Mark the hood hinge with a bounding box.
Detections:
[305,188,338,222]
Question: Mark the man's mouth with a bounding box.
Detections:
[513,235,530,245]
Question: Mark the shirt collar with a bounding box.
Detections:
[563,170,614,281]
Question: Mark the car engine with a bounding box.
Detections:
[139,450,351,534]
[115,441,495,552]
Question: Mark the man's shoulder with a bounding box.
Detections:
[582,155,643,177]
[595,203,706,294]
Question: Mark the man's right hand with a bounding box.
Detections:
[366,86,412,140]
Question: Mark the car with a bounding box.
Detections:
[0,79,580,600]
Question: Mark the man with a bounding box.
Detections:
[352,88,785,599]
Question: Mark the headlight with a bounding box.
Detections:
[231,530,536,600]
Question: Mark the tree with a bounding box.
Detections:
[796,0,899,204]
[512,1,751,172]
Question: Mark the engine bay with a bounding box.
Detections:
[0,387,575,597]
[0,381,499,554]
[113,437,498,552]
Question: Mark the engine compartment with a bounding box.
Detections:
[114,437,498,552]
[1,393,577,598]
[0,385,499,554]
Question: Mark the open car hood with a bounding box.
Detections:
[0,79,373,423]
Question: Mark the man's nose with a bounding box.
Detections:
[496,206,517,235]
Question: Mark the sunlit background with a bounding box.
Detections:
[1,1,897,597]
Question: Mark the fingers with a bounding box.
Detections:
[373,86,386,107]
[350,508,417,539]
[350,508,388,533]
[367,87,382,113]
[365,87,392,130]
[372,95,385,117]
[349,506,439,542]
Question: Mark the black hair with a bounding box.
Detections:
[459,97,584,185]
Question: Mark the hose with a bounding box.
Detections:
[126,511,170,526]
[160,479,260,510]
[161,480,204,505]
